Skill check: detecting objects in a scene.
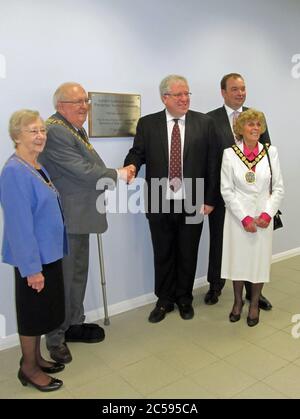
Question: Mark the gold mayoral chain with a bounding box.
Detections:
[46,118,94,151]
[231,144,269,184]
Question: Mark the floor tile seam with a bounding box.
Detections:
[222,355,290,382]
[228,378,289,399]
[143,375,216,398]
[66,371,145,398]
[118,366,183,398]
[254,338,300,363]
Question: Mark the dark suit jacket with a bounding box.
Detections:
[207,105,271,205]
[124,109,219,220]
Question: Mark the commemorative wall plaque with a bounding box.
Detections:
[88,92,141,137]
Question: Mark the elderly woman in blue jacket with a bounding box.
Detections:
[0,110,68,392]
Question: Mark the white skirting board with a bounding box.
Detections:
[1,247,299,351]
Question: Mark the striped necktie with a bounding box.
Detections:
[232,110,240,126]
[232,111,241,143]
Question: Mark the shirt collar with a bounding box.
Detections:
[165,109,186,123]
[224,104,243,118]
[243,142,259,159]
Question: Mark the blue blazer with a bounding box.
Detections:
[0,155,68,277]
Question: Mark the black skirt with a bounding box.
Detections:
[15,260,65,336]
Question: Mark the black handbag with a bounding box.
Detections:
[264,144,283,230]
[273,210,283,230]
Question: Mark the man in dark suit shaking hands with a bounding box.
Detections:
[205,73,272,310]
[125,75,219,323]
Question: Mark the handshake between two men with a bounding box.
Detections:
[116,164,214,216]
[117,164,136,184]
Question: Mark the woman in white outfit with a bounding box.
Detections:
[221,109,284,326]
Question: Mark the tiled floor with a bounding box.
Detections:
[0,256,300,399]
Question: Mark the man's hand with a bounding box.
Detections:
[202,205,214,215]
[118,164,136,183]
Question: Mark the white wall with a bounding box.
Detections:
[1,0,299,339]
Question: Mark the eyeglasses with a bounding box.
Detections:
[23,128,47,135]
[164,92,192,99]
[59,99,92,106]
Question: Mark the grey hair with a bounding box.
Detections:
[9,109,43,147]
[53,82,83,109]
[159,75,189,97]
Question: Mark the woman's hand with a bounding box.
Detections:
[244,221,257,233]
[27,272,45,293]
[255,213,271,229]
[242,216,257,233]
[255,217,269,229]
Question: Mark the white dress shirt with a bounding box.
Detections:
[165,110,186,200]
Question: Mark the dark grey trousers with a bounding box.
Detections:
[46,234,89,349]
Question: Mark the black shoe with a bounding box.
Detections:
[204,289,221,305]
[229,312,241,322]
[247,309,260,327]
[20,357,65,374]
[258,295,272,311]
[148,305,174,323]
[80,323,100,328]
[247,316,259,327]
[245,294,272,311]
[40,363,65,374]
[18,369,63,392]
[229,301,244,323]
[49,343,72,364]
[65,324,105,343]
[178,304,194,320]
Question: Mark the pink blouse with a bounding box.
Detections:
[241,143,271,227]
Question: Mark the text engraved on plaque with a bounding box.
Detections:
[88,92,141,138]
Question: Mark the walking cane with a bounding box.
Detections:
[96,234,110,325]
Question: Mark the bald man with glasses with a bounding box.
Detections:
[40,82,131,364]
